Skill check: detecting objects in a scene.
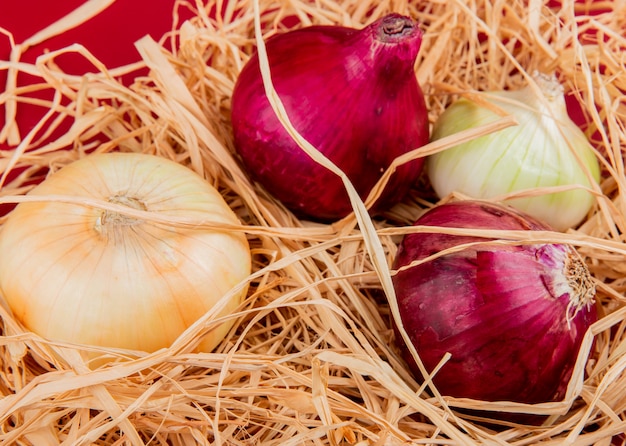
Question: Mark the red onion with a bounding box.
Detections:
[392,201,597,405]
[230,14,429,221]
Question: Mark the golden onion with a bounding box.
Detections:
[0,152,250,356]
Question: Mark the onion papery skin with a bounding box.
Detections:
[230,14,429,221]
[392,201,597,405]
[0,153,251,356]
[427,74,600,232]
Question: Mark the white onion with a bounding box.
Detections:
[428,72,600,231]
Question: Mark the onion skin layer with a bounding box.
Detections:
[231,14,429,221]
[392,201,597,404]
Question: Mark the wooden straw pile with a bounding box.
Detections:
[1,0,625,444]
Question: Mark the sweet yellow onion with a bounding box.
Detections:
[0,153,251,356]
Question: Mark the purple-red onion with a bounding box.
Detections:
[392,201,597,404]
[230,14,429,221]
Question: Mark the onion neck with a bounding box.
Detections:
[95,195,147,240]
[510,71,569,119]
[360,14,422,85]
[532,71,564,101]
[376,14,421,44]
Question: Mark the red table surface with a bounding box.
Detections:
[0,0,194,151]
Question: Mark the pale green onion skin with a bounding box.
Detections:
[428,81,600,231]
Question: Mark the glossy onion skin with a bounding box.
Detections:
[0,153,251,355]
[231,14,429,221]
[392,201,597,404]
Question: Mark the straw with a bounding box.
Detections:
[1,0,625,444]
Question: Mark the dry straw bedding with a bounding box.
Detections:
[1,0,625,444]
